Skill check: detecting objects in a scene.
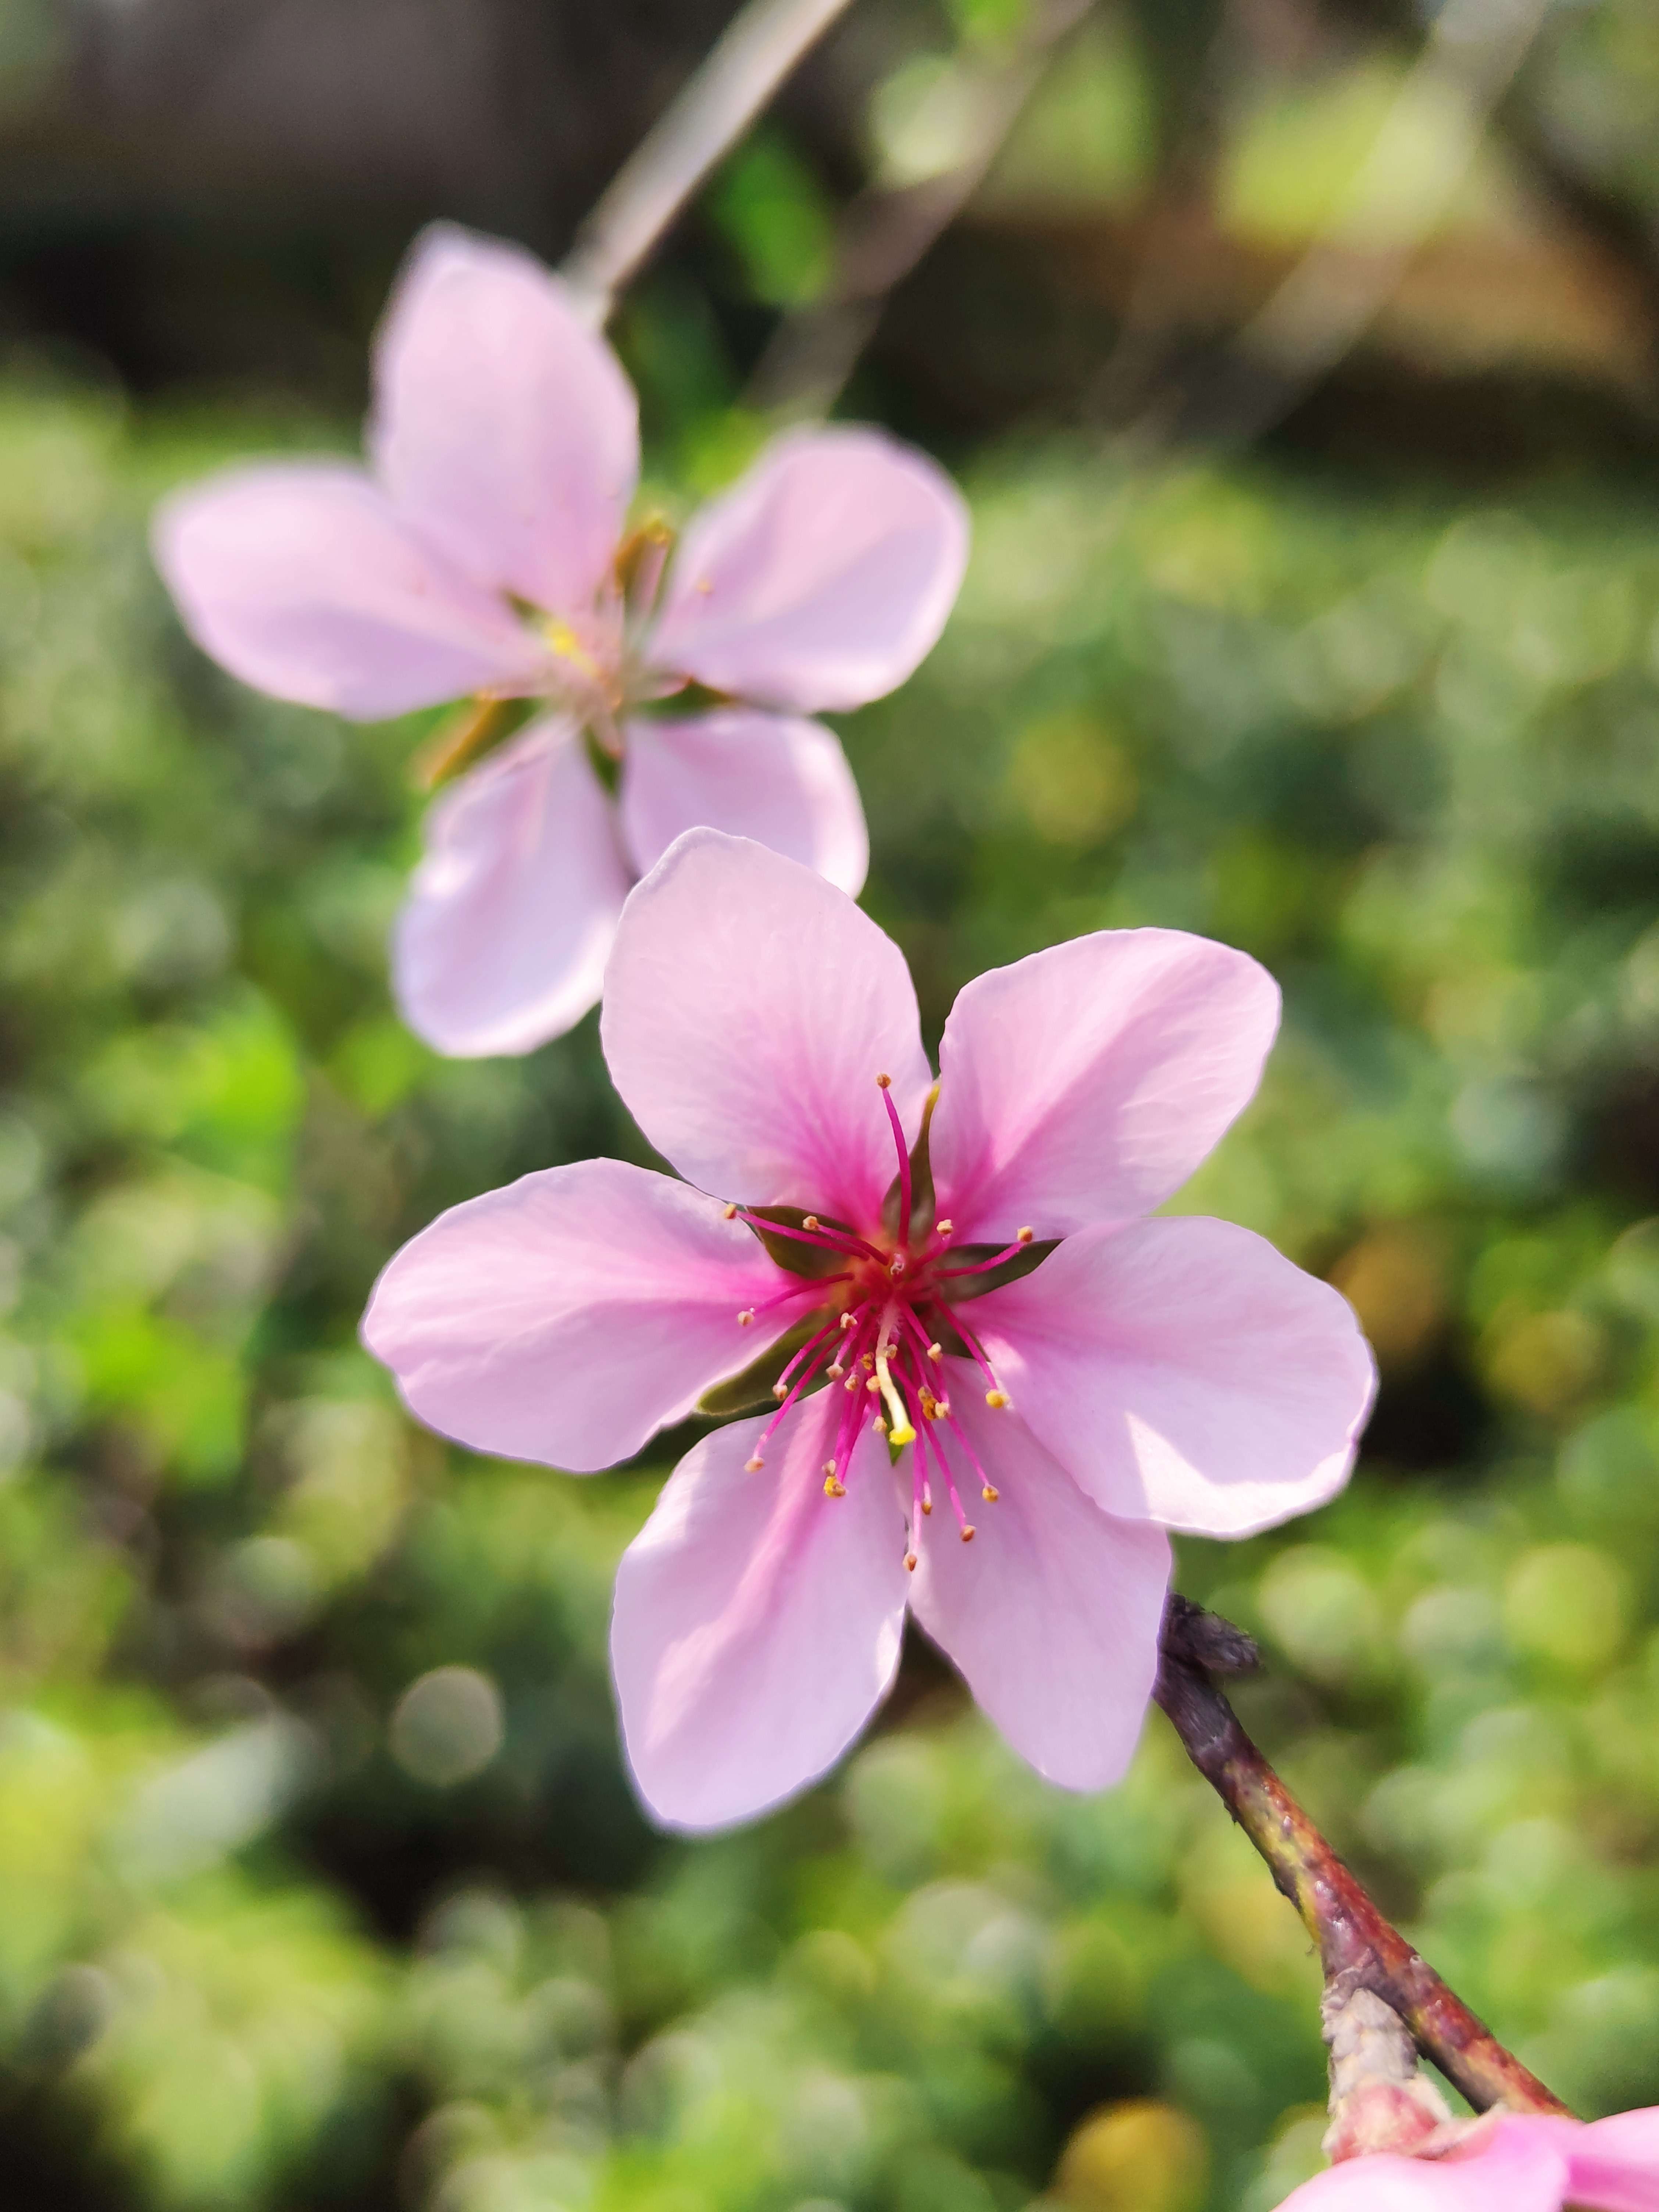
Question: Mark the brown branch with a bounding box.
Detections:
[1156,1594,1571,2119]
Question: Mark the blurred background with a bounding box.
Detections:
[3,0,1659,2207]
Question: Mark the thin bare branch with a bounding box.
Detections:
[748,0,1095,420]
[1208,0,1553,439]
[1093,0,1556,448]
[561,0,859,323]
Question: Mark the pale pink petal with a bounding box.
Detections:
[1566,2108,1659,2212]
[601,831,932,1226]
[619,709,867,895]
[974,1216,1375,1538]
[371,223,639,614]
[361,1157,789,1471]
[927,928,1281,1243]
[610,1392,909,1830]
[1273,2128,1569,2212]
[393,716,630,1058]
[647,426,969,713]
[153,464,544,717]
[906,1388,1170,1791]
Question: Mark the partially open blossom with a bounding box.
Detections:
[153,224,968,1057]
[362,831,1374,1829]
[1276,2107,1659,2211]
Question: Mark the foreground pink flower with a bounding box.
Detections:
[362,831,1375,1829]
[1276,2108,1659,2212]
[153,224,967,1057]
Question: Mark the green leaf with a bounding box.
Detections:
[697,1316,824,1417]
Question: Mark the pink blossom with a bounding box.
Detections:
[1275,2108,1659,2212]
[153,225,968,1058]
[361,831,1375,1830]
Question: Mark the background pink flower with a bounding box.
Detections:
[152,224,968,1058]
[1276,2107,1659,2211]
[362,831,1374,1831]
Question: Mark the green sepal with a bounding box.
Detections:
[630,679,734,721]
[745,1206,855,1280]
[697,1315,824,1417]
[939,1238,1059,1305]
[411,693,535,791]
[582,727,622,796]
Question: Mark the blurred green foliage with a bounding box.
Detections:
[5,324,1659,2212]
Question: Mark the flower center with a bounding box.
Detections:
[728,1075,1033,1575]
[417,521,688,792]
[532,517,686,754]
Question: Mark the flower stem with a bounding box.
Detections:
[1154,1594,1571,2119]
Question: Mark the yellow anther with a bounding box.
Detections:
[921,1497,933,1515]
[926,1342,943,1362]
[745,1455,764,1473]
[862,1353,875,1370]
[866,1376,881,1394]
[889,1423,917,1447]
[981,1484,1000,1503]
[722,1202,738,1219]
[737,1309,755,1327]
[935,1219,953,1237]
[839,1312,857,1330]
[1016,1226,1034,1244]
[985,1389,1009,1409]
[876,1072,892,1089]
[905,1551,918,1572]
[824,1475,846,1498]
[961,1525,976,1543]
[803,1215,820,1230]
[828,1360,845,1378]
[873,1415,888,1435]
[772,1381,788,1401]
[843,1374,860,1393]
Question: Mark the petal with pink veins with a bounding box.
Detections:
[648,426,969,713]
[393,716,629,1058]
[907,1389,1170,1792]
[153,463,545,717]
[1272,2124,1570,2211]
[973,1216,1375,1538]
[927,928,1281,1243]
[619,708,868,895]
[371,224,639,615]
[602,831,932,1226]
[610,1393,909,1830]
[361,1157,789,1471]
[1563,2107,1659,2212]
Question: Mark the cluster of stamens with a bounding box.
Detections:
[729,1074,1027,1573]
[430,520,687,788]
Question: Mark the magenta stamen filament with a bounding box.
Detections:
[738,1272,851,1326]
[736,1209,885,1266]
[936,1228,1035,1280]
[733,1126,1024,1518]
[876,1074,913,1240]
